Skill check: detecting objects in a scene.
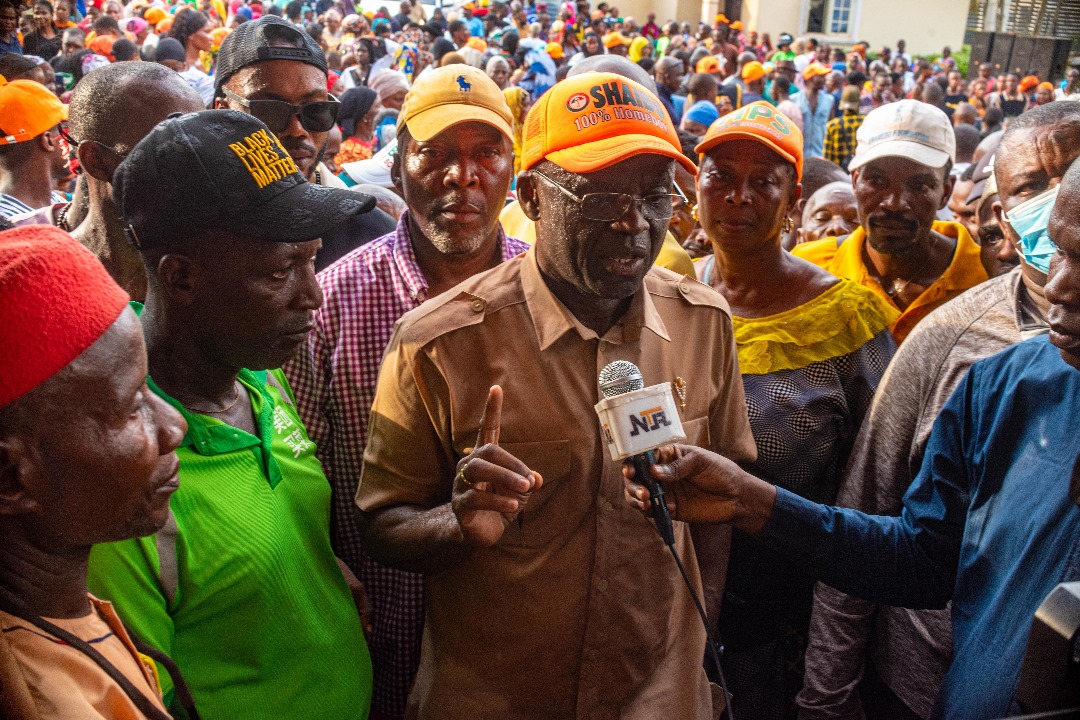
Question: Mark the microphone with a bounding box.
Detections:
[596,361,686,546]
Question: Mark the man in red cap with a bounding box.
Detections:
[0,225,187,719]
[0,78,69,219]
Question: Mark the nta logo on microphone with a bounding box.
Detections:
[629,407,672,437]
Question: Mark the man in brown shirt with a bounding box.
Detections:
[357,72,757,719]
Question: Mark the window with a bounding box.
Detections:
[806,0,854,35]
[829,0,851,34]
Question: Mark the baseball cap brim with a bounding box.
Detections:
[405,103,514,143]
[695,130,800,177]
[847,140,951,172]
[221,180,376,242]
[547,133,697,175]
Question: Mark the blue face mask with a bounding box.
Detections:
[1004,185,1059,274]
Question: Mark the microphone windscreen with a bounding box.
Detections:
[599,360,645,398]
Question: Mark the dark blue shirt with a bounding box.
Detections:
[0,35,22,55]
[765,335,1080,719]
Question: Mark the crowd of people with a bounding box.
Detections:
[1,1,1079,719]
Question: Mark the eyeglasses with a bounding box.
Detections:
[221,88,340,134]
[532,170,681,222]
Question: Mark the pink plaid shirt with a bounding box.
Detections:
[284,212,527,719]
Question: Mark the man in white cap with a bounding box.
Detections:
[793,99,988,344]
[283,63,529,720]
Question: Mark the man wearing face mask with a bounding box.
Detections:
[627,152,1080,720]
[795,102,1072,720]
[215,15,395,267]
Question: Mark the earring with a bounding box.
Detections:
[783,215,795,233]
[691,204,699,221]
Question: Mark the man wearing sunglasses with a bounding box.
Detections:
[214,15,395,267]
[354,72,756,719]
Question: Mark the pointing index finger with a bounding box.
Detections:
[476,385,503,448]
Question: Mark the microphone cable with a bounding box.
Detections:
[649,492,735,720]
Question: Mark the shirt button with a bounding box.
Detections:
[597,578,608,592]
[679,282,690,293]
[602,501,614,515]
[587,648,598,661]
[471,299,485,313]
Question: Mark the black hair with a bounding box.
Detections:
[284,0,302,20]
[91,14,119,33]
[1006,99,1080,134]
[0,53,39,80]
[168,9,209,51]
[801,157,849,200]
[954,124,981,164]
[447,19,466,35]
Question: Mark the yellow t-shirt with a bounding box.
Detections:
[499,199,697,278]
[791,221,988,344]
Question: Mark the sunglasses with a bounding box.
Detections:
[222,88,340,134]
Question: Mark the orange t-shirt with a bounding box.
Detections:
[0,595,168,720]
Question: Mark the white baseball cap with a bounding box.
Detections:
[341,139,398,188]
[848,99,956,172]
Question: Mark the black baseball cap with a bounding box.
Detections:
[113,109,375,248]
[214,15,327,97]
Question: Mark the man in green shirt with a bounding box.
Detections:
[87,109,378,719]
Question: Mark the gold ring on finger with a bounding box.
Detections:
[459,460,474,487]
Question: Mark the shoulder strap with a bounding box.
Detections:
[0,589,178,720]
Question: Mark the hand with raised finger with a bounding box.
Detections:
[452,386,544,547]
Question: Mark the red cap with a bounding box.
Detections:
[0,226,129,408]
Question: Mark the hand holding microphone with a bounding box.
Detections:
[452,385,544,548]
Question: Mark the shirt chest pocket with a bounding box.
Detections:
[681,415,711,451]
[497,440,573,549]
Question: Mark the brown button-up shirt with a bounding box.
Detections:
[359,248,757,720]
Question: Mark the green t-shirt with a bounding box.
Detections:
[87,367,372,720]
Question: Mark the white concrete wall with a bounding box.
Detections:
[853,0,969,56]
[738,0,968,56]
[616,0,708,25]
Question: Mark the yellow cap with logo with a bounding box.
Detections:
[396,64,514,143]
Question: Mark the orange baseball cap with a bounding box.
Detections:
[695,101,804,181]
[0,79,69,146]
[714,13,729,23]
[546,42,565,59]
[466,36,487,52]
[156,15,174,33]
[88,34,116,60]
[696,55,721,74]
[144,6,166,24]
[603,31,631,48]
[802,61,831,80]
[741,60,765,82]
[730,20,743,30]
[1019,75,1039,92]
[521,71,696,175]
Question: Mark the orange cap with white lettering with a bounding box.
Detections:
[520,71,696,175]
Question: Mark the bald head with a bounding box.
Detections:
[69,62,205,153]
[568,54,658,95]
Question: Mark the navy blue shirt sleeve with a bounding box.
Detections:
[760,366,978,610]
